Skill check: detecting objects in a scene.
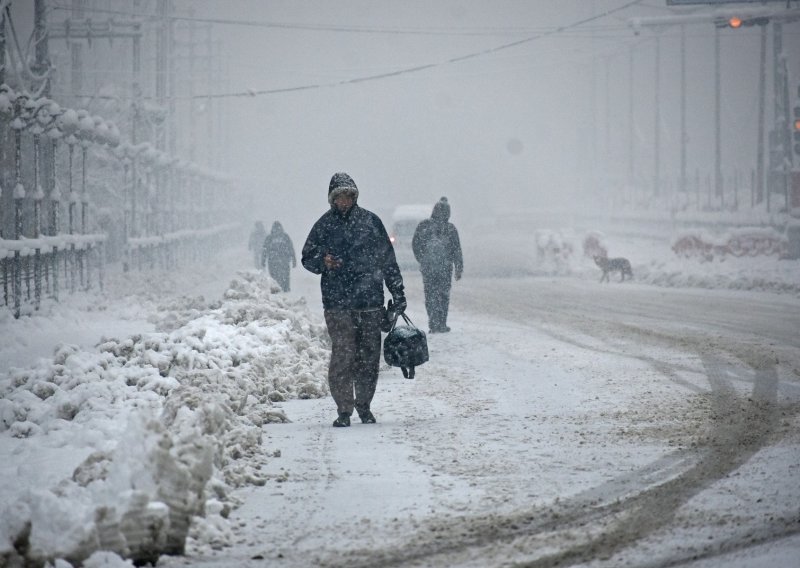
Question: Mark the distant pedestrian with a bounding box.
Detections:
[261,221,296,292]
[302,172,407,427]
[248,221,267,269]
[412,197,463,333]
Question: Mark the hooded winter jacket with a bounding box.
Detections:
[412,197,463,276]
[302,174,404,310]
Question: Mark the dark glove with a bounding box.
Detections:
[392,294,407,315]
[455,269,462,281]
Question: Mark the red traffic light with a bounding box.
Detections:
[717,16,770,29]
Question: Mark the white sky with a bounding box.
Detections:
[5,0,798,242]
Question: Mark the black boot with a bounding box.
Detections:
[358,410,377,424]
[332,413,350,427]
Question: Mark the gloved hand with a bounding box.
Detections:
[392,294,407,315]
[455,269,462,281]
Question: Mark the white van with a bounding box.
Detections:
[389,204,432,270]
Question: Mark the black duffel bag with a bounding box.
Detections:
[383,313,428,379]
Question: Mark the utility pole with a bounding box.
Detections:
[206,24,214,168]
[168,8,177,157]
[1,6,6,86]
[218,42,228,172]
[776,22,794,211]
[156,0,168,152]
[628,45,634,195]
[70,0,85,106]
[654,34,661,197]
[33,0,54,241]
[188,19,196,162]
[714,26,722,204]
[1,7,6,240]
[590,0,598,196]
[131,0,142,239]
[604,56,611,192]
[33,0,51,96]
[680,24,687,195]
[769,21,789,211]
[756,23,767,204]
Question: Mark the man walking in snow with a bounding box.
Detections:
[261,221,296,292]
[302,172,407,427]
[412,197,463,333]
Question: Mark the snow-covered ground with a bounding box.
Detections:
[2,223,799,567]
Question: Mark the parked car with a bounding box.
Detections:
[389,204,431,270]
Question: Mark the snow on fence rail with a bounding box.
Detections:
[1,234,107,318]
[0,224,243,318]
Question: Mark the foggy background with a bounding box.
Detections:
[5,0,800,251]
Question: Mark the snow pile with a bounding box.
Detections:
[522,228,800,296]
[671,227,787,260]
[0,270,330,566]
[636,256,800,296]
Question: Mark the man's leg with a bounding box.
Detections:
[278,266,290,291]
[353,310,383,420]
[439,274,453,329]
[324,310,357,416]
[428,272,448,331]
[421,270,437,330]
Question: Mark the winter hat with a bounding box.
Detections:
[328,172,359,205]
[431,196,450,221]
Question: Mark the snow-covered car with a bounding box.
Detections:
[389,204,431,270]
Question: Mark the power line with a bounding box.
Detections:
[54,0,646,101]
[48,2,602,37]
[204,0,647,99]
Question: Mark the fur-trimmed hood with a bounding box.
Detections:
[328,172,359,205]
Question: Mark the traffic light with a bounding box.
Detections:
[716,16,770,29]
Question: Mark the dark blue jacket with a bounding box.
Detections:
[302,205,404,310]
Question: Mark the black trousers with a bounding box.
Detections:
[421,268,452,331]
[323,309,383,416]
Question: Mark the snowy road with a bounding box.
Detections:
[171,272,800,568]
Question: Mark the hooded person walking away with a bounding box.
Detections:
[302,172,407,427]
[248,221,267,269]
[412,197,463,333]
[261,221,297,292]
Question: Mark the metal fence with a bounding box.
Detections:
[1,85,240,319]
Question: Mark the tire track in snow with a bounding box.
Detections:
[320,277,799,567]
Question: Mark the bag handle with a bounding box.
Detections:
[387,309,418,332]
[399,312,417,328]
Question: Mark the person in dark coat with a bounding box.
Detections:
[261,221,296,292]
[248,221,267,269]
[412,197,463,333]
[301,172,407,428]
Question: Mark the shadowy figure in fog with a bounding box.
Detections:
[248,221,267,269]
[301,172,406,428]
[412,197,463,333]
[261,221,296,292]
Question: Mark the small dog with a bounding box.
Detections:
[594,255,633,282]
